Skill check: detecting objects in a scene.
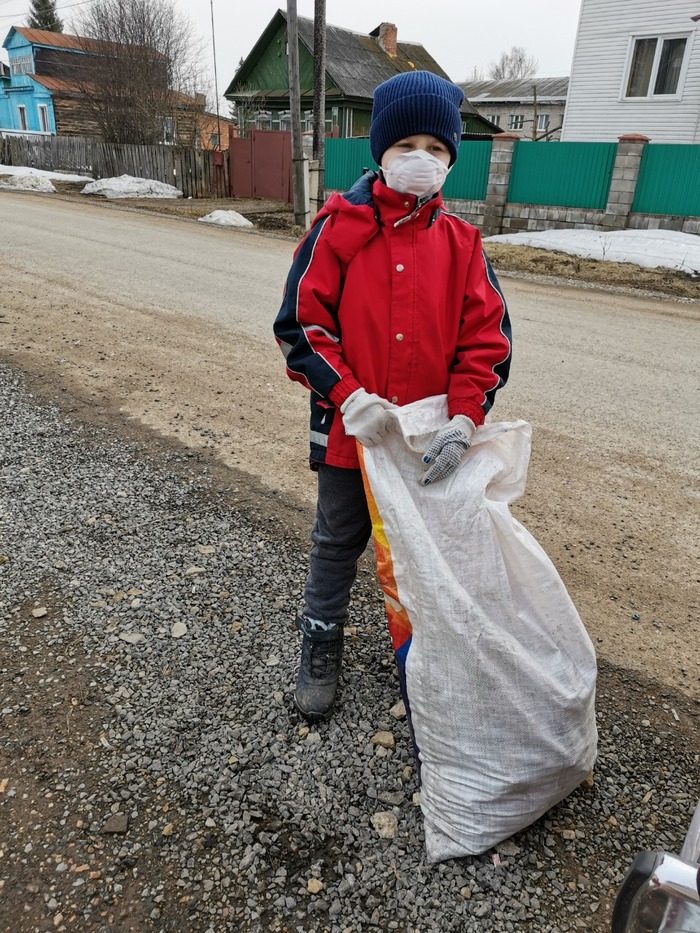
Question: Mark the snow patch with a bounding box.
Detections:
[485,228,700,276]
[198,210,253,228]
[0,172,56,192]
[0,163,91,183]
[81,174,183,199]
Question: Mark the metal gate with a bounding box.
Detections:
[228,128,292,202]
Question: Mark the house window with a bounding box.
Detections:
[38,104,49,133]
[488,114,501,127]
[304,110,313,132]
[11,55,32,76]
[17,105,28,131]
[163,116,175,143]
[625,35,688,97]
[256,110,271,130]
[209,132,219,148]
[508,114,524,130]
[537,113,549,131]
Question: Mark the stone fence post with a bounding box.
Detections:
[481,133,519,237]
[603,133,650,229]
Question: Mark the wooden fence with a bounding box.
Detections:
[0,134,228,199]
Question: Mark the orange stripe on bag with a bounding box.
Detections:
[358,445,413,653]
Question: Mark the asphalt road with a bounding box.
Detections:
[2,191,699,699]
[3,193,698,471]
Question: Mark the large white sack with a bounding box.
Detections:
[359,396,598,863]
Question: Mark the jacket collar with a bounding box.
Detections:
[339,171,443,230]
[371,174,443,230]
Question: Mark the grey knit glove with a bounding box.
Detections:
[420,415,476,486]
[340,388,396,448]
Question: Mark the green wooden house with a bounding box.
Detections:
[224,10,498,140]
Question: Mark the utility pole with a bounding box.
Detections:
[531,83,538,141]
[312,0,326,210]
[287,0,308,228]
[210,0,221,149]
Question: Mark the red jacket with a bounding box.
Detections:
[274,172,512,470]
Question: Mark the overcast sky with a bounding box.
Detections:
[188,0,583,97]
[1,0,582,94]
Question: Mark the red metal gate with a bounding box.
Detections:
[228,129,292,202]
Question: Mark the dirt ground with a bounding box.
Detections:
[2,187,699,707]
[1,187,699,933]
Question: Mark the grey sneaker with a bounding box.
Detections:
[294,618,344,722]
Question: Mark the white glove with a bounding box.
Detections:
[420,415,476,486]
[340,388,396,448]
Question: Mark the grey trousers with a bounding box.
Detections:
[302,464,373,630]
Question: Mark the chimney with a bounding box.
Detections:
[376,22,398,57]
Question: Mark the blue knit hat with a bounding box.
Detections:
[370,71,464,167]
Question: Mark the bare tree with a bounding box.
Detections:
[71,0,205,145]
[28,0,63,31]
[488,46,538,80]
[468,65,484,82]
[231,85,269,138]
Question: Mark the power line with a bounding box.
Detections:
[0,0,98,23]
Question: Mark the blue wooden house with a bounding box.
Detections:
[0,26,206,143]
[0,27,61,135]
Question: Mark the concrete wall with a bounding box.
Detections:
[443,199,700,236]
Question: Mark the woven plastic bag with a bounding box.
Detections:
[358,396,598,863]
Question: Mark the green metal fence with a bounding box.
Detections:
[324,138,375,192]
[324,138,491,200]
[443,141,491,201]
[632,144,700,217]
[508,142,617,210]
[324,137,700,219]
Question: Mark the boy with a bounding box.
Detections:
[274,71,512,722]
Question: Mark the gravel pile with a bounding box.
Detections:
[1,364,698,933]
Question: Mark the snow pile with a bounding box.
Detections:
[0,172,56,192]
[198,210,253,228]
[81,174,183,199]
[485,228,700,276]
[0,163,91,183]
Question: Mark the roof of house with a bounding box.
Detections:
[460,76,569,103]
[28,73,204,109]
[3,26,164,59]
[296,16,454,101]
[226,10,482,117]
[28,74,85,95]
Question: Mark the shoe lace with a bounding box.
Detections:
[301,636,343,679]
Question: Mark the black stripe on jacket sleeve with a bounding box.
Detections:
[482,251,512,413]
[273,216,343,398]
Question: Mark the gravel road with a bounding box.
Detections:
[1,192,699,932]
[2,366,698,933]
[2,192,699,695]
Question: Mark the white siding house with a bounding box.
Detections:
[561,0,700,142]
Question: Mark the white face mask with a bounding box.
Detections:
[383,149,450,198]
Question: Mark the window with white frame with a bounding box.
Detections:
[11,55,32,76]
[625,35,689,97]
[488,114,501,126]
[17,105,28,131]
[508,114,524,130]
[163,116,175,143]
[537,113,549,131]
[38,104,49,133]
